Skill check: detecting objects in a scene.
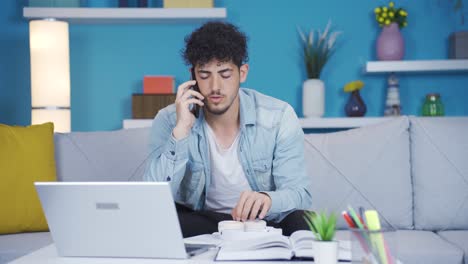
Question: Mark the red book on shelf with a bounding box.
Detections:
[143,76,174,94]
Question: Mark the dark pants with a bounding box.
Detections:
[175,203,309,238]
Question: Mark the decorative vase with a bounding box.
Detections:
[303,79,325,117]
[377,22,404,61]
[345,90,367,117]
[313,240,338,264]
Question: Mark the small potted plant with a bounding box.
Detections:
[373,1,408,60]
[304,210,338,264]
[298,21,342,117]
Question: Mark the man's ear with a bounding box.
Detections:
[239,64,249,83]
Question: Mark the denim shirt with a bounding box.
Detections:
[144,88,312,222]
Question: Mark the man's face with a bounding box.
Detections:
[194,60,249,116]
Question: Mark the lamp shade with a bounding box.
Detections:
[29,19,71,132]
[32,109,70,133]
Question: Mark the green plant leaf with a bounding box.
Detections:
[324,213,337,241]
[303,211,318,235]
[305,211,337,241]
[299,21,341,79]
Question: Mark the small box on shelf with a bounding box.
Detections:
[132,93,176,119]
[163,0,213,8]
[449,31,468,59]
[143,75,174,94]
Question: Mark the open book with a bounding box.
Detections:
[216,230,351,261]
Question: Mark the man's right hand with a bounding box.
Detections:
[172,80,204,140]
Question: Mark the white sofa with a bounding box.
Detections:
[1,116,467,264]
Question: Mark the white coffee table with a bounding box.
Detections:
[9,243,314,264]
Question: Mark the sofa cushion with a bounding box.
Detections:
[410,117,468,230]
[54,128,151,182]
[396,230,464,264]
[0,123,56,234]
[304,117,413,229]
[335,230,464,264]
[0,232,52,263]
[437,231,468,264]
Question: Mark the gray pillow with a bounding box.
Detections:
[411,117,468,230]
[304,116,413,229]
[54,128,151,182]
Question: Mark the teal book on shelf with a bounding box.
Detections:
[29,0,82,7]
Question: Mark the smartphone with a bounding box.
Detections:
[190,68,200,118]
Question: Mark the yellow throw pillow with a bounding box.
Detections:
[0,122,57,234]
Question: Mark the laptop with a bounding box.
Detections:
[35,182,213,259]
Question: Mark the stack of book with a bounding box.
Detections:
[163,0,213,8]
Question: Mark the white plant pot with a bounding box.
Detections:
[313,240,338,264]
[303,79,325,117]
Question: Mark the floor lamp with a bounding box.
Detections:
[29,19,71,132]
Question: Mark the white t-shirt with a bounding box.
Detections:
[204,123,252,214]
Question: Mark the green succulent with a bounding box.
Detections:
[303,210,337,241]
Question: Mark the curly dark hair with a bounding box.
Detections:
[182,21,248,68]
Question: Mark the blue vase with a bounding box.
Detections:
[345,90,367,117]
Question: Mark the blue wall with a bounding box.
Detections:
[1,0,467,131]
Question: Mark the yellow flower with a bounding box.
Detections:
[379,17,384,23]
[389,2,395,8]
[374,7,381,14]
[382,12,387,18]
[389,12,394,17]
[344,80,365,93]
[385,19,391,25]
[400,10,407,16]
[383,7,388,12]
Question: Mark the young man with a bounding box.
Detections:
[144,21,312,237]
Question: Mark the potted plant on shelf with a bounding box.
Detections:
[304,210,338,264]
[298,21,342,117]
[374,1,408,60]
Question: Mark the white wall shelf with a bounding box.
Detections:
[365,59,468,73]
[298,117,396,129]
[23,7,227,23]
[123,117,396,129]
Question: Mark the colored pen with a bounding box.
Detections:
[365,210,389,264]
[342,211,370,254]
[359,206,368,228]
[348,206,365,229]
[342,211,356,228]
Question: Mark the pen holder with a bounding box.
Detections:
[349,228,398,264]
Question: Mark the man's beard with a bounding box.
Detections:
[204,90,238,116]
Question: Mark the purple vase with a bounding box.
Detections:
[377,22,404,60]
[345,90,367,117]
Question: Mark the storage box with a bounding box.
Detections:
[143,75,174,94]
[132,94,176,119]
[163,0,213,8]
[449,31,468,59]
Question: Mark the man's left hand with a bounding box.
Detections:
[231,191,272,221]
